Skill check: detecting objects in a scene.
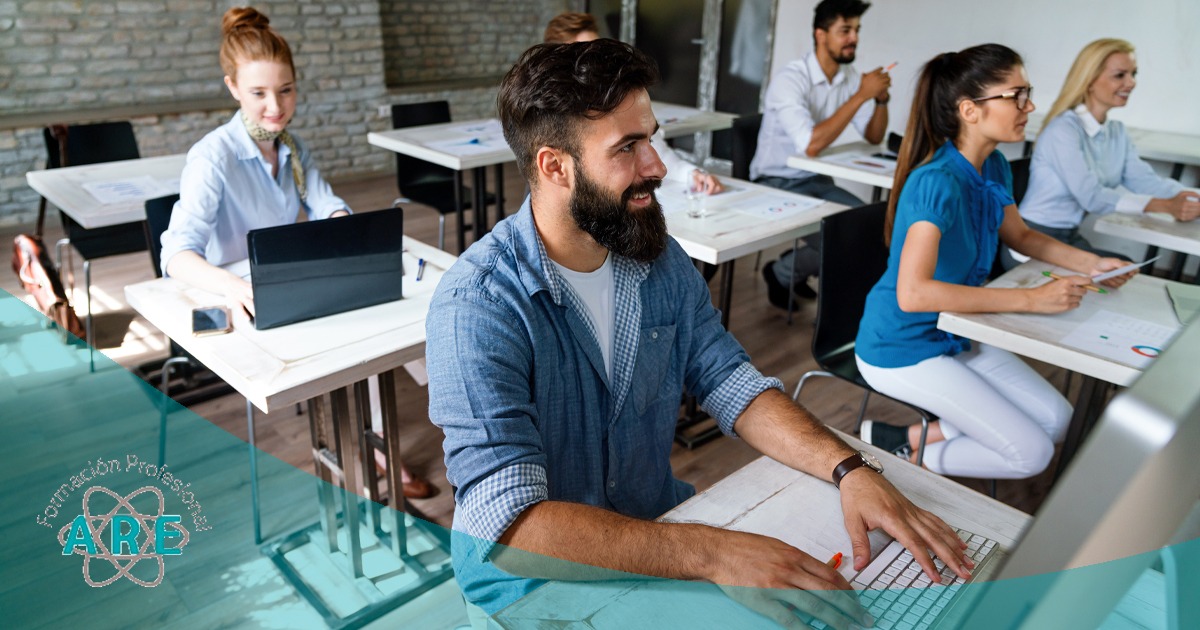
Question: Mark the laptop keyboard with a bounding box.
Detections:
[811,528,999,630]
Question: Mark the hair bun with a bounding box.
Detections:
[222,7,270,35]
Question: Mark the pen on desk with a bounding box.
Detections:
[416,258,426,281]
[826,552,843,570]
[1042,270,1107,294]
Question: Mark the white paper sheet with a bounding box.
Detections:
[1059,309,1180,369]
[823,152,897,174]
[424,135,506,157]
[81,175,174,204]
[731,193,823,220]
[445,119,503,137]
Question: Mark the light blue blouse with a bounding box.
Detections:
[159,113,348,274]
[1020,106,1181,229]
[857,142,1013,368]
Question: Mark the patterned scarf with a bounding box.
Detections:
[240,110,306,202]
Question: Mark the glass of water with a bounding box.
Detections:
[686,169,708,219]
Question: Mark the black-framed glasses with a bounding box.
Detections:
[972,86,1033,110]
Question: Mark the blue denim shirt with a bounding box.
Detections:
[425,199,782,613]
[159,113,348,274]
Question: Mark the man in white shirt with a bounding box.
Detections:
[752,0,890,307]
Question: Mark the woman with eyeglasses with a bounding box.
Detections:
[852,44,1134,479]
[1012,38,1199,265]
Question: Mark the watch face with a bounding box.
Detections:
[860,450,884,473]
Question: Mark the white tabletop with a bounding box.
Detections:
[1023,113,1200,167]
[1094,212,1200,258]
[659,176,848,265]
[937,260,1185,387]
[367,103,736,170]
[25,154,186,229]
[124,236,456,413]
[494,436,1029,628]
[786,141,897,189]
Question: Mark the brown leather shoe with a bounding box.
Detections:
[401,474,435,499]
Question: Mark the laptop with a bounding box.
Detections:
[246,208,405,330]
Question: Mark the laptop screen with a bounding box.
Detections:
[246,208,405,330]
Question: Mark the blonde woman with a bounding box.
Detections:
[1015,38,1199,261]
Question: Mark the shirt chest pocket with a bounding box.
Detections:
[630,324,677,415]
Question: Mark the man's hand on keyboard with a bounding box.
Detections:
[838,472,972,583]
[708,529,873,629]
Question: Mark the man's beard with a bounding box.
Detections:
[568,164,667,263]
[831,44,856,65]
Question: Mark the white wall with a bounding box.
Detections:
[769,0,1200,259]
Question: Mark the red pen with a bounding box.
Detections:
[884,62,898,73]
[826,552,843,570]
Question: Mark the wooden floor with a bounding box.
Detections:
[2,168,1079,529]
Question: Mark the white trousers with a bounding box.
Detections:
[856,344,1072,479]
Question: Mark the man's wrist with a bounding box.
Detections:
[875,95,890,105]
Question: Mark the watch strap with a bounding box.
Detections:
[832,452,870,489]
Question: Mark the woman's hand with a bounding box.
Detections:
[1089,257,1137,289]
[222,275,256,321]
[1026,275,1090,313]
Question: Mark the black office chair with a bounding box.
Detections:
[730,113,762,181]
[141,194,236,465]
[40,122,148,351]
[731,114,779,275]
[791,202,932,466]
[390,101,495,252]
[992,156,1032,278]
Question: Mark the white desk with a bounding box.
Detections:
[25,154,186,229]
[493,440,1029,628]
[937,259,1186,475]
[937,260,1183,388]
[367,103,736,252]
[1023,114,1200,176]
[786,141,896,198]
[125,237,456,594]
[1094,213,1200,258]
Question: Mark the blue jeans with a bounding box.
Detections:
[755,175,864,290]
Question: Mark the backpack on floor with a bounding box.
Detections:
[11,234,85,340]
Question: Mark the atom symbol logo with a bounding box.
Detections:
[57,486,190,587]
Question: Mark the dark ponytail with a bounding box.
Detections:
[885,44,1024,245]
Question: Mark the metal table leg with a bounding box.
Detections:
[453,171,466,254]
[330,386,365,578]
[473,167,488,242]
[494,163,506,225]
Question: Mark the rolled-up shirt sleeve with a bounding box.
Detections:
[426,285,549,561]
[676,255,783,435]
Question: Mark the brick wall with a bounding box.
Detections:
[0,0,581,225]
[380,0,569,86]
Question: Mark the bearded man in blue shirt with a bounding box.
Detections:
[425,38,970,628]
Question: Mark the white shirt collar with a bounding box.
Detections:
[1073,104,1104,138]
[804,50,845,87]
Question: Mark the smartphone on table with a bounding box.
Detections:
[192,306,233,337]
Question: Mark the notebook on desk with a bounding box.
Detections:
[246,208,405,330]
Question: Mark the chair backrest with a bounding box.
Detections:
[730,113,763,181]
[42,122,147,258]
[391,101,458,210]
[43,121,140,169]
[143,194,180,279]
[1009,156,1031,205]
[812,202,889,365]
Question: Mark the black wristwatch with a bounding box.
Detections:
[832,450,884,489]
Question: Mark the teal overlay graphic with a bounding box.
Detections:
[1,289,1196,629]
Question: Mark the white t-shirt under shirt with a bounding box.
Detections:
[550,254,616,381]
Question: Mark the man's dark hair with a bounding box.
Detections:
[496,39,659,186]
[812,0,870,32]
